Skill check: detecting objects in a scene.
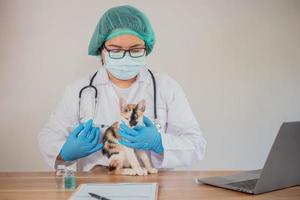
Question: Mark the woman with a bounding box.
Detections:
[38,5,206,171]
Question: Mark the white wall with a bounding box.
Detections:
[0,0,300,171]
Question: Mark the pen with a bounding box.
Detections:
[88,192,111,200]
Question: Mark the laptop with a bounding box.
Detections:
[196,121,300,194]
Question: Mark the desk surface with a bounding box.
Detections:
[0,167,299,200]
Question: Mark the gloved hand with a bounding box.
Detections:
[60,119,103,161]
[118,116,164,154]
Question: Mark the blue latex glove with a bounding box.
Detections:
[118,116,164,154]
[60,119,103,161]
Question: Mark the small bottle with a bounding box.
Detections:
[55,165,66,189]
[64,167,76,189]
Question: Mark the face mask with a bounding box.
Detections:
[104,52,146,80]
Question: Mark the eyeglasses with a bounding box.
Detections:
[103,45,146,59]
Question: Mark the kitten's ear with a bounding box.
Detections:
[137,99,146,112]
[119,98,127,112]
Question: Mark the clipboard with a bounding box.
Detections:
[69,182,159,200]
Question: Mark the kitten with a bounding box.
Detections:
[101,98,158,176]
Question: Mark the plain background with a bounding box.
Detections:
[0,0,300,171]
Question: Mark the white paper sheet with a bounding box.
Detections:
[69,183,158,200]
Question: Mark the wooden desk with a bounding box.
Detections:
[0,167,299,200]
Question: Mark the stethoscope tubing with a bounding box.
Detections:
[77,69,160,129]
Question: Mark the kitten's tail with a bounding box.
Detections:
[108,165,117,172]
[107,155,123,174]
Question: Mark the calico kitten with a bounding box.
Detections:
[101,98,158,176]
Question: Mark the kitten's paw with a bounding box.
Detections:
[147,168,158,174]
[142,167,149,175]
[135,167,148,176]
[122,168,137,176]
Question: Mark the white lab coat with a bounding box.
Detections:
[38,67,206,171]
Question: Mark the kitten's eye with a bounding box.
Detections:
[125,108,128,112]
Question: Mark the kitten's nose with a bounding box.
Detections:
[129,121,137,127]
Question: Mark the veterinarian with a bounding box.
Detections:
[38,5,206,171]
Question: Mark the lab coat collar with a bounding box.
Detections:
[93,67,152,85]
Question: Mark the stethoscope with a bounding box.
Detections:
[78,69,162,132]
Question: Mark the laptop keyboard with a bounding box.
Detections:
[227,179,258,191]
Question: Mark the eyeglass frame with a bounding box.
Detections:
[102,45,147,59]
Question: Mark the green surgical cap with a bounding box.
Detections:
[88,5,155,56]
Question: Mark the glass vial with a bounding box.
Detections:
[55,165,66,189]
[64,167,76,189]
